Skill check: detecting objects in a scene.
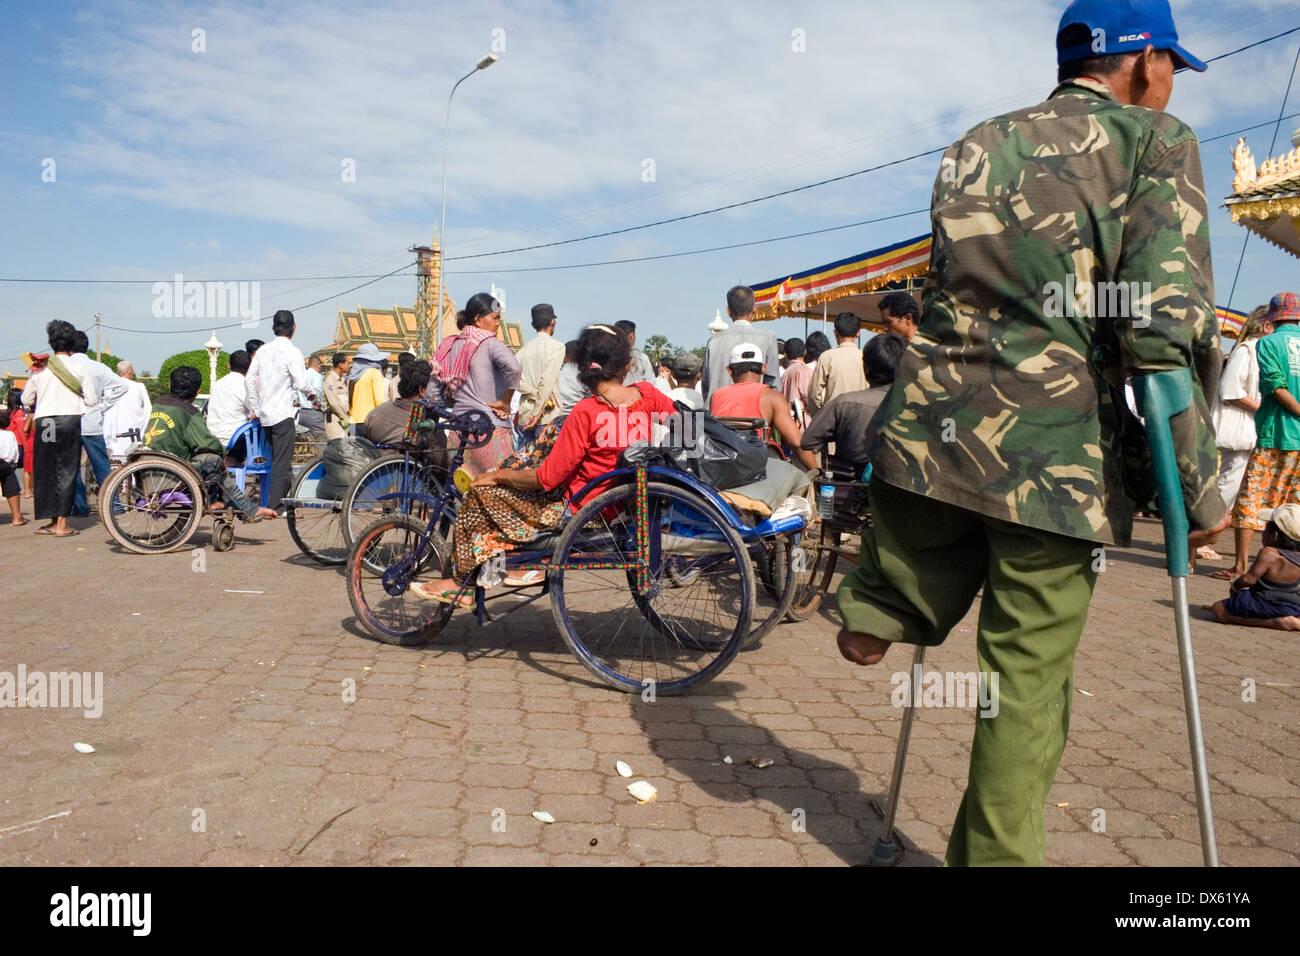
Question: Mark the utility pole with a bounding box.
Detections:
[94,313,102,358]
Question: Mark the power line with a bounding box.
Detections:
[1226,39,1300,309]
[2,24,1297,293]
[0,271,415,285]
[1205,25,1300,62]
[447,208,930,274]
[443,147,947,262]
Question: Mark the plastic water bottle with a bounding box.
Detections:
[818,471,835,519]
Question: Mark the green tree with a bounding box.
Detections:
[86,350,121,373]
[153,349,230,398]
[642,334,674,367]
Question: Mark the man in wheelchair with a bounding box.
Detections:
[144,366,277,522]
[709,342,819,471]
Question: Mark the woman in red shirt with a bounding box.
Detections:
[6,388,34,498]
[411,324,675,604]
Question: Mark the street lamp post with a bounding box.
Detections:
[203,331,223,394]
[433,53,499,350]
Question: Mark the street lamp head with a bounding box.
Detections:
[204,331,222,354]
[476,54,498,70]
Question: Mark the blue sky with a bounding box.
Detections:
[2,0,1299,374]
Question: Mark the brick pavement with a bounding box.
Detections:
[0,512,1295,866]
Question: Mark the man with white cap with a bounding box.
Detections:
[710,343,818,470]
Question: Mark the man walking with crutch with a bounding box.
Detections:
[835,0,1224,865]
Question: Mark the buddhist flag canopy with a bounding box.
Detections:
[751,235,931,320]
[1217,305,1250,339]
[750,232,1252,338]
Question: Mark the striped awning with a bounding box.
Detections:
[751,235,931,320]
[751,233,1251,339]
[1217,305,1250,338]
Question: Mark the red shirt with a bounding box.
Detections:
[538,382,676,500]
[710,381,768,420]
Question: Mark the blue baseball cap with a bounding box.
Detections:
[1057,0,1207,73]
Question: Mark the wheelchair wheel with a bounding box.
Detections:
[550,481,754,695]
[347,514,452,646]
[285,454,347,564]
[746,533,800,647]
[100,456,205,554]
[786,526,839,621]
[213,518,236,552]
[341,456,448,550]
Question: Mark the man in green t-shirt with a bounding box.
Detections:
[1193,292,1300,575]
[145,366,276,521]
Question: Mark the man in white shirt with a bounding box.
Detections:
[616,320,656,385]
[702,286,780,402]
[67,331,128,515]
[206,349,253,446]
[245,310,309,511]
[102,360,153,459]
[516,304,567,440]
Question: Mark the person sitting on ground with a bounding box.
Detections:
[802,333,907,478]
[365,359,432,445]
[1208,504,1300,631]
[410,323,675,603]
[145,366,277,522]
[666,352,704,410]
[710,343,819,470]
[0,410,26,526]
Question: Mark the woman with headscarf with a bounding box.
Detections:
[20,320,98,536]
[348,342,389,432]
[411,323,674,602]
[431,292,521,475]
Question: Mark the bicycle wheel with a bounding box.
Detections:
[551,481,754,695]
[100,457,205,554]
[745,533,800,646]
[285,454,347,564]
[786,525,839,621]
[341,456,448,550]
[347,514,453,647]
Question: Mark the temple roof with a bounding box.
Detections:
[1228,136,1300,259]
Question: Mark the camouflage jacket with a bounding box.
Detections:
[869,79,1223,547]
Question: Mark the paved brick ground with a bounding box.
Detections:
[0,511,1295,866]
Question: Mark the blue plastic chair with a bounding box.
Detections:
[226,420,272,507]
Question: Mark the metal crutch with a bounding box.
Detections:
[1132,369,1219,867]
[869,643,926,866]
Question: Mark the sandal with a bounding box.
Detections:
[1195,546,1222,561]
[503,569,546,588]
[1209,569,1235,581]
[408,581,473,606]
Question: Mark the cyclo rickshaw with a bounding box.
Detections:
[345,403,812,695]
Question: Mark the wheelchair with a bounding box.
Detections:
[346,407,809,695]
[98,433,245,554]
[785,461,872,621]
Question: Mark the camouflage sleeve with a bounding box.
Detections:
[1118,135,1224,531]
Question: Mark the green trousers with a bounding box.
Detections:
[837,477,1099,866]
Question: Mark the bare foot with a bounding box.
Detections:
[11,519,27,527]
[836,629,890,665]
[254,507,277,519]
